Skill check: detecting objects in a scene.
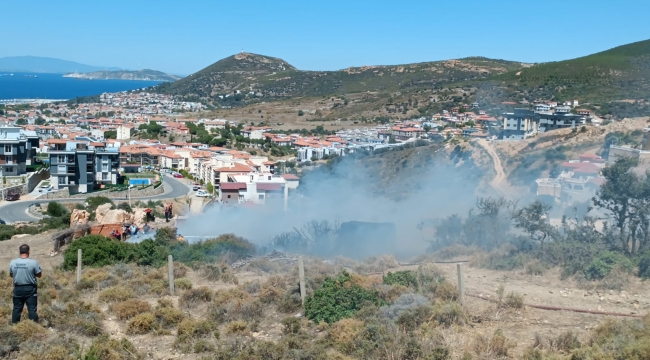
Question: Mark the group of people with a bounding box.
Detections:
[164,203,173,222]
[109,223,152,241]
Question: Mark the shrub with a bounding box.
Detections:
[155,307,185,328]
[117,202,133,213]
[12,320,47,342]
[432,302,465,327]
[84,334,139,359]
[396,305,433,331]
[63,235,133,270]
[282,317,301,335]
[110,299,152,320]
[433,280,459,301]
[380,293,429,320]
[329,318,364,354]
[224,320,248,335]
[171,234,255,264]
[46,202,68,217]
[472,330,513,357]
[638,254,650,278]
[305,271,385,324]
[525,260,547,276]
[174,278,193,290]
[177,318,217,338]
[98,286,134,303]
[584,251,634,280]
[180,287,212,308]
[126,312,157,335]
[383,271,419,289]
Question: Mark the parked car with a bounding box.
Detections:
[196,190,210,197]
[173,173,183,178]
[6,193,20,201]
[193,185,200,191]
[39,184,52,192]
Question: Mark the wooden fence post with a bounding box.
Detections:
[76,249,82,284]
[298,257,306,306]
[168,255,175,295]
[457,263,465,306]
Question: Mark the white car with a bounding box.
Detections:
[196,190,210,197]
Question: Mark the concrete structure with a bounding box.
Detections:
[501,108,584,140]
[535,153,606,204]
[116,125,134,140]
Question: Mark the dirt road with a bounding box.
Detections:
[477,139,509,196]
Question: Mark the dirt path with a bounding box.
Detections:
[477,139,509,196]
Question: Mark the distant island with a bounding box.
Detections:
[0,56,121,73]
[63,69,181,82]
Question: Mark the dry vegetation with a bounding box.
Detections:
[2,247,650,360]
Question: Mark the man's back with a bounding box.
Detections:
[9,258,41,286]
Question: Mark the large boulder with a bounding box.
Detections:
[99,209,131,225]
[132,208,147,227]
[70,209,91,227]
[94,203,113,224]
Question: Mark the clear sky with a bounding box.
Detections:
[1,0,648,75]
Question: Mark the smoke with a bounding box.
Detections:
[178,145,495,259]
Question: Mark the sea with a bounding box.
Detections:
[0,72,163,100]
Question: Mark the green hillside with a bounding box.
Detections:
[477,39,650,116]
[155,52,525,105]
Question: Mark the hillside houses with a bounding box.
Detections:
[535,153,606,204]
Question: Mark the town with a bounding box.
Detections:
[0,90,632,207]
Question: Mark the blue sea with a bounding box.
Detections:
[0,72,163,100]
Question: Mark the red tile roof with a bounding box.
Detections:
[220,182,247,190]
[257,183,283,191]
[281,174,300,180]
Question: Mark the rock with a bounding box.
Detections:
[94,203,113,223]
[11,233,30,240]
[69,209,90,227]
[599,297,605,302]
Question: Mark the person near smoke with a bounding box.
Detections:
[130,224,138,237]
[164,207,169,222]
[145,207,153,222]
[122,224,128,241]
[114,229,121,241]
[9,244,42,324]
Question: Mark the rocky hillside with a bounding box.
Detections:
[154,52,526,104]
[64,69,181,81]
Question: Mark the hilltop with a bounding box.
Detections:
[154,52,525,104]
[154,40,650,120]
[63,69,181,82]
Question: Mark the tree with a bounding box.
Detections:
[593,157,641,254]
[298,110,305,116]
[15,118,26,125]
[35,117,46,125]
[104,130,117,139]
[513,201,556,247]
[207,183,214,194]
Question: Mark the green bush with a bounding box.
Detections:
[383,271,419,289]
[584,251,634,280]
[47,202,68,217]
[638,254,650,278]
[63,235,135,270]
[305,271,385,324]
[116,202,133,213]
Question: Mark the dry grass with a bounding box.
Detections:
[174,278,193,290]
[12,320,47,342]
[471,330,514,358]
[179,287,213,308]
[98,286,135,303]
[329,318,365,354]
[126,312,157,335]
[110,299,152,320]
[224,320,248,335]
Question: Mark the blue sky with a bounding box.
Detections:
[1,0,648,75]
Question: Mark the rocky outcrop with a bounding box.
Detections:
[95,204,147,227]
[69,209,91,227]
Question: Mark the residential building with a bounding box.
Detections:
[116,125,134,140]
[535,153,606,204]
[0,127,39,176]
[501,108,583,140]
[49,139,120,194]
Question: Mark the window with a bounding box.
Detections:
[58,165,66,174]
[102,173,108,180]
[4,166,12,173]
[238,195,244,200]
[258,194,264,200]
[58,155,66,163]
[102,164,109,172]
[4,145,11,153]
[58,176,65,185]
[227,195,231,198]
[5,155,12,164]
[268,176,271,180]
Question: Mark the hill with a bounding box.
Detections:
[476,39,650,117]
[63,69,181,82]
[0,56,121,73]
[154,52,526,104]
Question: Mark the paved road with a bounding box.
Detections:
[0,174,193,224]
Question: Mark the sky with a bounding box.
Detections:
[1,0,649,75]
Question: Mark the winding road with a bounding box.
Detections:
[476,139,509,197]
[0,174,193,224]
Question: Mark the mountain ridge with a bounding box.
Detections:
[0,56,122,74]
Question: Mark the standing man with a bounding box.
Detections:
[9,244,42,324]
